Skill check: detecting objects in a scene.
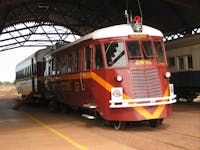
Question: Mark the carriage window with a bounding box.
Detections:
[104,41,126,67]
[49,60,52,75]
[75,51,79,71]
[168,57,175,67]
[28,67,30,77]
[177,56,184,70]
[187,55,193,69]
[154,41,165,63]
[56,55,61,74]
[30,66,32,76]
[61,54,67,74]
[32,63,37,75]
[141,40,154,57]
[127,41,142,59]
[68,54,72,72]
[85,46,91,70]
[45,59,51,76]
[52,57,56,75]
[94,45,103,69]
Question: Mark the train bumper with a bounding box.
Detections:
[109,84,177,108]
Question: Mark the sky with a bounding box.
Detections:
[0,47,42,82]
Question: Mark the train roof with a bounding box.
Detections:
[16,24,164,71]
[56,24,164,52]
[165,34,200,50]
[92,24,164,39]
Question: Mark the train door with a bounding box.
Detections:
[80,45,91,91]
[74,48,86,99]
[79,47,86,92]
[81,43,106,119]
[90,43,106,112]
[37,61,45,94]
[79,45,92,105]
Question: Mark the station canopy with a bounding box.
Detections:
[0,0,199,51]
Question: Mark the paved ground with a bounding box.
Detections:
[0,85,199,150]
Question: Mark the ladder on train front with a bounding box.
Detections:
[81,103,97,120]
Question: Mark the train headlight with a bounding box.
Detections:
[116,75,123,82]
[165,72,171,78]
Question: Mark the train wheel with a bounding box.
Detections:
[158,118,164,125]
[113,121,126,130]
[186,98,194,102]
[60,103,71,113]
[149,119,158,128]
[59,103,67,113]
[48,100,59,112]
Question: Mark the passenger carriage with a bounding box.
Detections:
[43,18,176,129]
[166,34,200,102]
[16,48,52,100]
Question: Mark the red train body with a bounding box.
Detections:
[16,22,176,129]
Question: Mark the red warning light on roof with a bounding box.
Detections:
[134,16,141,22]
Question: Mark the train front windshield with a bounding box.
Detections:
[104,42,127,67]
[104,39,166,67]
[127,40,166,63]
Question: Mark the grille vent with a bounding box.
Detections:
[130,69,162,98]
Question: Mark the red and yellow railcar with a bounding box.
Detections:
[43,18,176,129]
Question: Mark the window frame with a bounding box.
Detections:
[84,45,92,71]
[93,43,104,69]
[103,40,127,68]
[126,40,143,59]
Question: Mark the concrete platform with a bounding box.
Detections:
[0,86,199,150]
